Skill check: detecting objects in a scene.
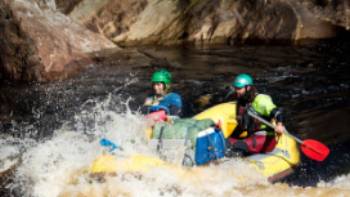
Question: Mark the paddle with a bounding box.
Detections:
[247,110,330,162]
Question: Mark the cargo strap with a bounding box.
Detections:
[155,124,195,165]
[156,126,166,160]
[207,128,222,160]
[182,126,195,166]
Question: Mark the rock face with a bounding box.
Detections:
[0,0,116,82]
[68,0,148,42]
[55,0,83,14]
[65,0,344,46]
[308,0,350,30]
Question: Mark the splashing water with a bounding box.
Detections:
[11,91,146,196]
[0,137,24,173]
[3,86,267,197]
[3,91,348,197]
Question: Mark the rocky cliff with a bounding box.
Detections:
[63,0,349,46]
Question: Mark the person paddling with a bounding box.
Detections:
[144,69,183,117]
[226,73,285,157]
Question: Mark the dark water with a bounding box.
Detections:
[0,36,349,191]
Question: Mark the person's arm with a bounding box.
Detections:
[168,105,182,116]
[270,108,285,135]
[253,94,285,135]
[274,122,285,135]
[144,96,154,106]
[159,93,183,116]
[141,96,153,114]
[149,105,170,114]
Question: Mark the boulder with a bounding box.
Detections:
[0,0,116,82]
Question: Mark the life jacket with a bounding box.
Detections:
[234,94,277,138]
[146,92,183,116]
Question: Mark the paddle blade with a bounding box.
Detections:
[301,139,330,162]
[100,138,118,152]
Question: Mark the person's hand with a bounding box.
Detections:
[275,122,285,135]
[149,105,170,114]
[144,97,153,106]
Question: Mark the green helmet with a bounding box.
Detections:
[151,69,172,84]
[232,73,253,88]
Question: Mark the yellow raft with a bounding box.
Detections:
[90,102,300,181]
[194,102,300,181]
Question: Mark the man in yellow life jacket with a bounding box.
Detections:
[144,69,183,116]
[226,73,285,157]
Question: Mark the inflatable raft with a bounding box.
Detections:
[194,102,300,181]
[90,102,300,181]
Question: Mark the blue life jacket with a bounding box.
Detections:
[148,92,183,116]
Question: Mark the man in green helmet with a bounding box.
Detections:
[144,69,183,116]
[225,73,285,157]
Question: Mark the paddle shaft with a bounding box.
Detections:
[247,110,303,144]
[248,110,331,161]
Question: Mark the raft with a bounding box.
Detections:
[90,102,300,181]
[194,102,300,181]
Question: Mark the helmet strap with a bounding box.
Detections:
[164,83,170,92]
[246,86,257,102]
[238,86,255,103]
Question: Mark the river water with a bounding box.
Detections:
[0,37,349,196]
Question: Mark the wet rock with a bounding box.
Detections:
[0,155,20,177]
[67,0,338,46]
[0,144,20,177]
[0,0,116,82]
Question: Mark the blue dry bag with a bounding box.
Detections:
[195,127,226,165]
